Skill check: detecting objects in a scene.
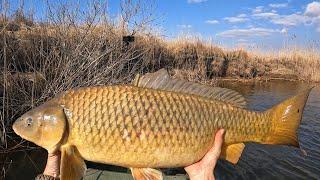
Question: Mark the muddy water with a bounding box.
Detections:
[4,80,320,180]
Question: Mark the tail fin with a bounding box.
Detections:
[265,87,313,147]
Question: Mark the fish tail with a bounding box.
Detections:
[265,87,313,147]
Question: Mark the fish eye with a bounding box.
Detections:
[26,118,33,126]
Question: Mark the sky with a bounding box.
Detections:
[7,0,320,50]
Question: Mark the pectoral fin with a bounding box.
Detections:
[60,145,87,180]
[130,167,163,180]
[221,143,245,164]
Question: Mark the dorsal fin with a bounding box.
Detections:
[133,69,246,108]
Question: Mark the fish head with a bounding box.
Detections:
[13,102,67,152]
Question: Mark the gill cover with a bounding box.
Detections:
[12,102,67,153]
[41,105,68,152]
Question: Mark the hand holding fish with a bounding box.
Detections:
[185,129,225,180]
[43,151,61,178]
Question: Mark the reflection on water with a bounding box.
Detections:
[4,80,320,180]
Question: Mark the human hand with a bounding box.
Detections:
[43,151,61,178]
[184,129,225,180]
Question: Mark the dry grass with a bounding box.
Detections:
[0,1,319,177]
[252,49,320,81]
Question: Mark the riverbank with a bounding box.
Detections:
[1,17,320,84]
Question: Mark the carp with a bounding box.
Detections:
[12,69,312,180]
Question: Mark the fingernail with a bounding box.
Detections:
[220,129,225,135]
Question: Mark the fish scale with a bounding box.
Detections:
[57,85,271,168]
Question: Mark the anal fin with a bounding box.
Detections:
[130,167,163,180]
[60,145,87,180]
[221,143,245,164]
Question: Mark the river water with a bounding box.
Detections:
[4,80,320,180]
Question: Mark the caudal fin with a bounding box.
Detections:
[265,87,313,147]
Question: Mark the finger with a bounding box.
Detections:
[213,129,225,150]
[185,129,225,172]
[48,151,61,158]
[207,129,225,157]
[44,151,61,178]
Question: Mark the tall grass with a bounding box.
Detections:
[0,0,319,177]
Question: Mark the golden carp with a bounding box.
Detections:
[12,69,312,180]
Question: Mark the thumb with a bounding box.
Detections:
[44,151,61,178]
[205,129,225,161]
[213,129,225,151]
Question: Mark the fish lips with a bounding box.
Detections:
[12,118,24,138]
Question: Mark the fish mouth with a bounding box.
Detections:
[12,122,28,141]
[12,120,22,137]
[12,122,18,135]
